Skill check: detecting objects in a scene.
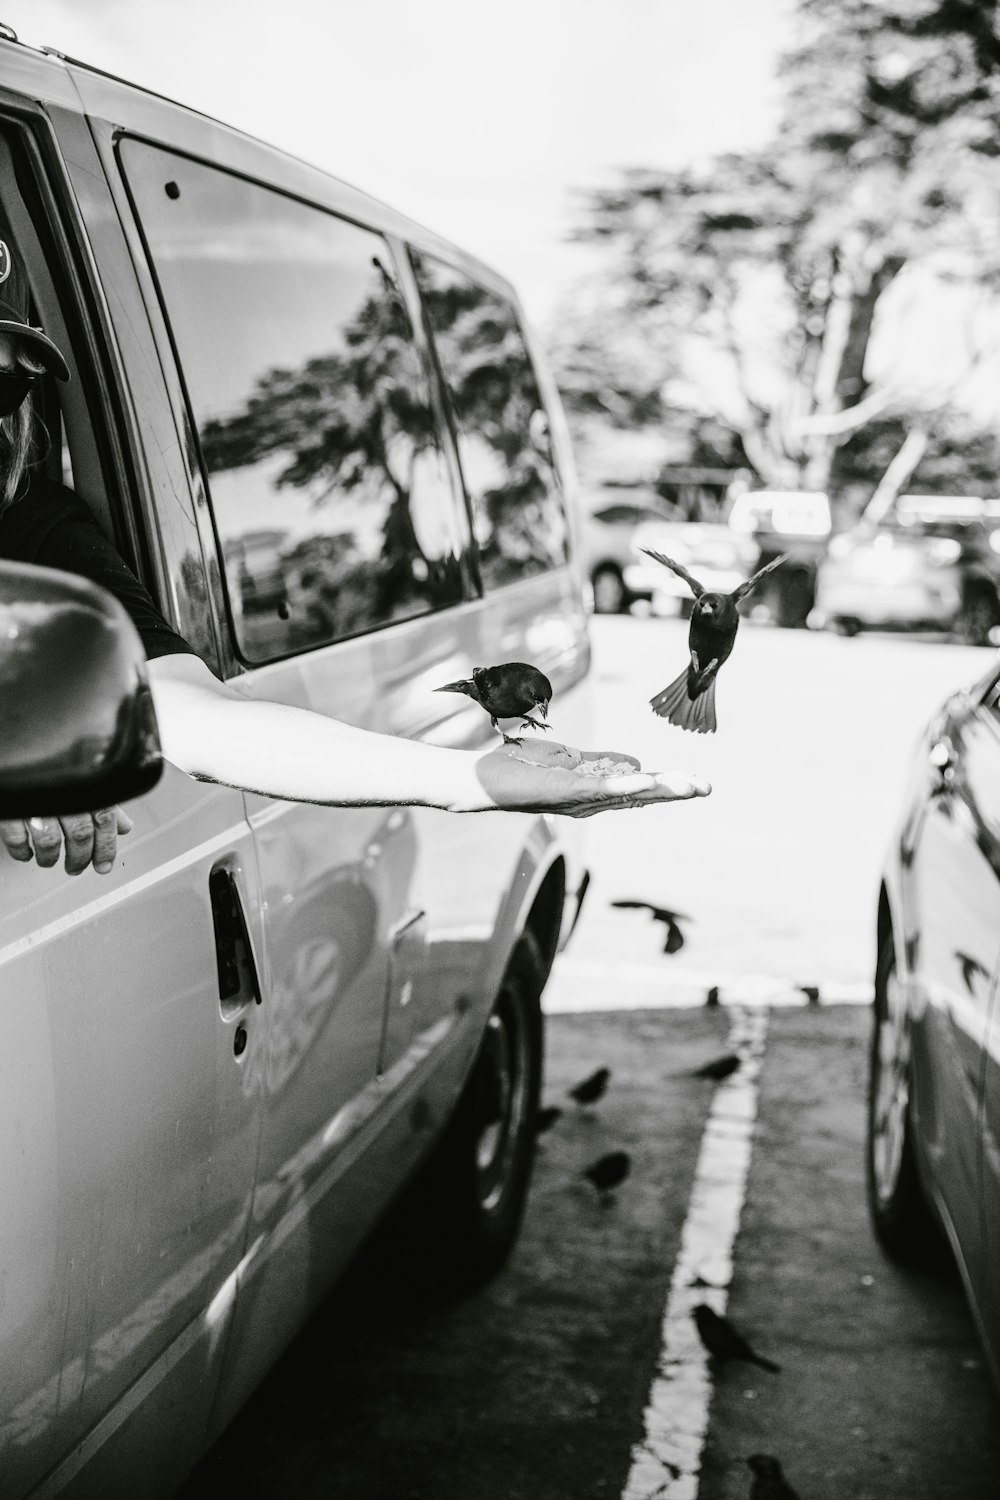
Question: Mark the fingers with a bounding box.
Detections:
[26,817,65,869]
[0,819,34,863]
[562,771,712,817]
[0,807,135,875]
[77,808,116,875]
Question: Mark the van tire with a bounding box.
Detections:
[422,930,544,1290]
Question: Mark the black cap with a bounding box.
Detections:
[0,228,70,381]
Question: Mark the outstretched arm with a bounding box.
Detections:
[638,548,705,598]
[731,552,789,602]
[148,653,710,817]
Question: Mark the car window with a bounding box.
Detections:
[119,142,468,664]
[410,251,569,590]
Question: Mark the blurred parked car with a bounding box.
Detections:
[869,654,1000,1392]
[579,484,674,613]
[812,495,1000,644]
[728,489,832,627]
[625,515,760,613]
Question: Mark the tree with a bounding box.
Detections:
[558,0,1000,512]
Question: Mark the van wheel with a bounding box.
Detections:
[592,565,627,614]
[865,932,941,1264]
[424,931,544,1289]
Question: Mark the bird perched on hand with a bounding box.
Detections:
[640,549,789,733]
[692,1304,780,1372]
[693,1052,741,1081]
[583,1150,631,1199]
[611,899,688,955]
[746,1454,801,1500]
[434,662,552,744]
[567,1066,611,1107]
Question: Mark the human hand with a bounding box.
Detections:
[0,806,134,875]
[472,739,710,817]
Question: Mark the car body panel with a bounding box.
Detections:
[0,38,592,1496]
[815,496,1000,635]
[0,771,263,1498]
[878,664,1000,1391]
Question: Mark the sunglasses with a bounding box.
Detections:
[0,371,38,417]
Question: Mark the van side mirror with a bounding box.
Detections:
[0,560,162,817]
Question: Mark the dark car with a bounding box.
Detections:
[868,654,1000,1391]
[813,495,1000,644]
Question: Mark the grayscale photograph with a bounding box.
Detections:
[1,2,999,1496]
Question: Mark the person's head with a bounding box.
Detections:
[0,227,70,508]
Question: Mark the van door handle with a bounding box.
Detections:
[209,866,262,1010]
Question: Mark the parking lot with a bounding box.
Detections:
[179,617,1000,1499]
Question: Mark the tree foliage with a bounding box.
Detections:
[556,0,1000,510]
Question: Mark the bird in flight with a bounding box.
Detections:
[611,899,688,954]
[640,548,788,732]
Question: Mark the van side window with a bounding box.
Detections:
[119,142,467,663]
[410,252,569,590]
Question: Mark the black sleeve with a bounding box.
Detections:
[0,478,196,661]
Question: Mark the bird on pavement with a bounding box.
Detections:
[746,1454,801,1500]
[611,899,688,954]
[692,1304,781,1372]
[567,1066,611,1107]
[582,1150,631,1199]
[639,549,788,733]
[534,1105,562,1134]
[434,662,552,744]
[693,1053,741,1081]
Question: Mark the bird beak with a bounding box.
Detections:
[539,699,549,720]
[434,680,471,696]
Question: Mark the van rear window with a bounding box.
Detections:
[119,141,468,663]
[410,252,569,591]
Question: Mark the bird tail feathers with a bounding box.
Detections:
[650,668,718,734]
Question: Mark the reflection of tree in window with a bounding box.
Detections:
[411,255,569,589]
[199,264,462,657]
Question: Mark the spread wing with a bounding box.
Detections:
[611,899,689,922]
[730,552,790,603]
[638,548,704,598]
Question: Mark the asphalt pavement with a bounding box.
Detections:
[178,617,1000,1500]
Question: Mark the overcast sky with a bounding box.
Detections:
[3,0,795,327]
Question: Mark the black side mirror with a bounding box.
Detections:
[0,559,162,817]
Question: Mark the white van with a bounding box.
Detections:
[0,31,593,1497]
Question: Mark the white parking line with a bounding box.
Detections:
[620,1005,770,1500]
